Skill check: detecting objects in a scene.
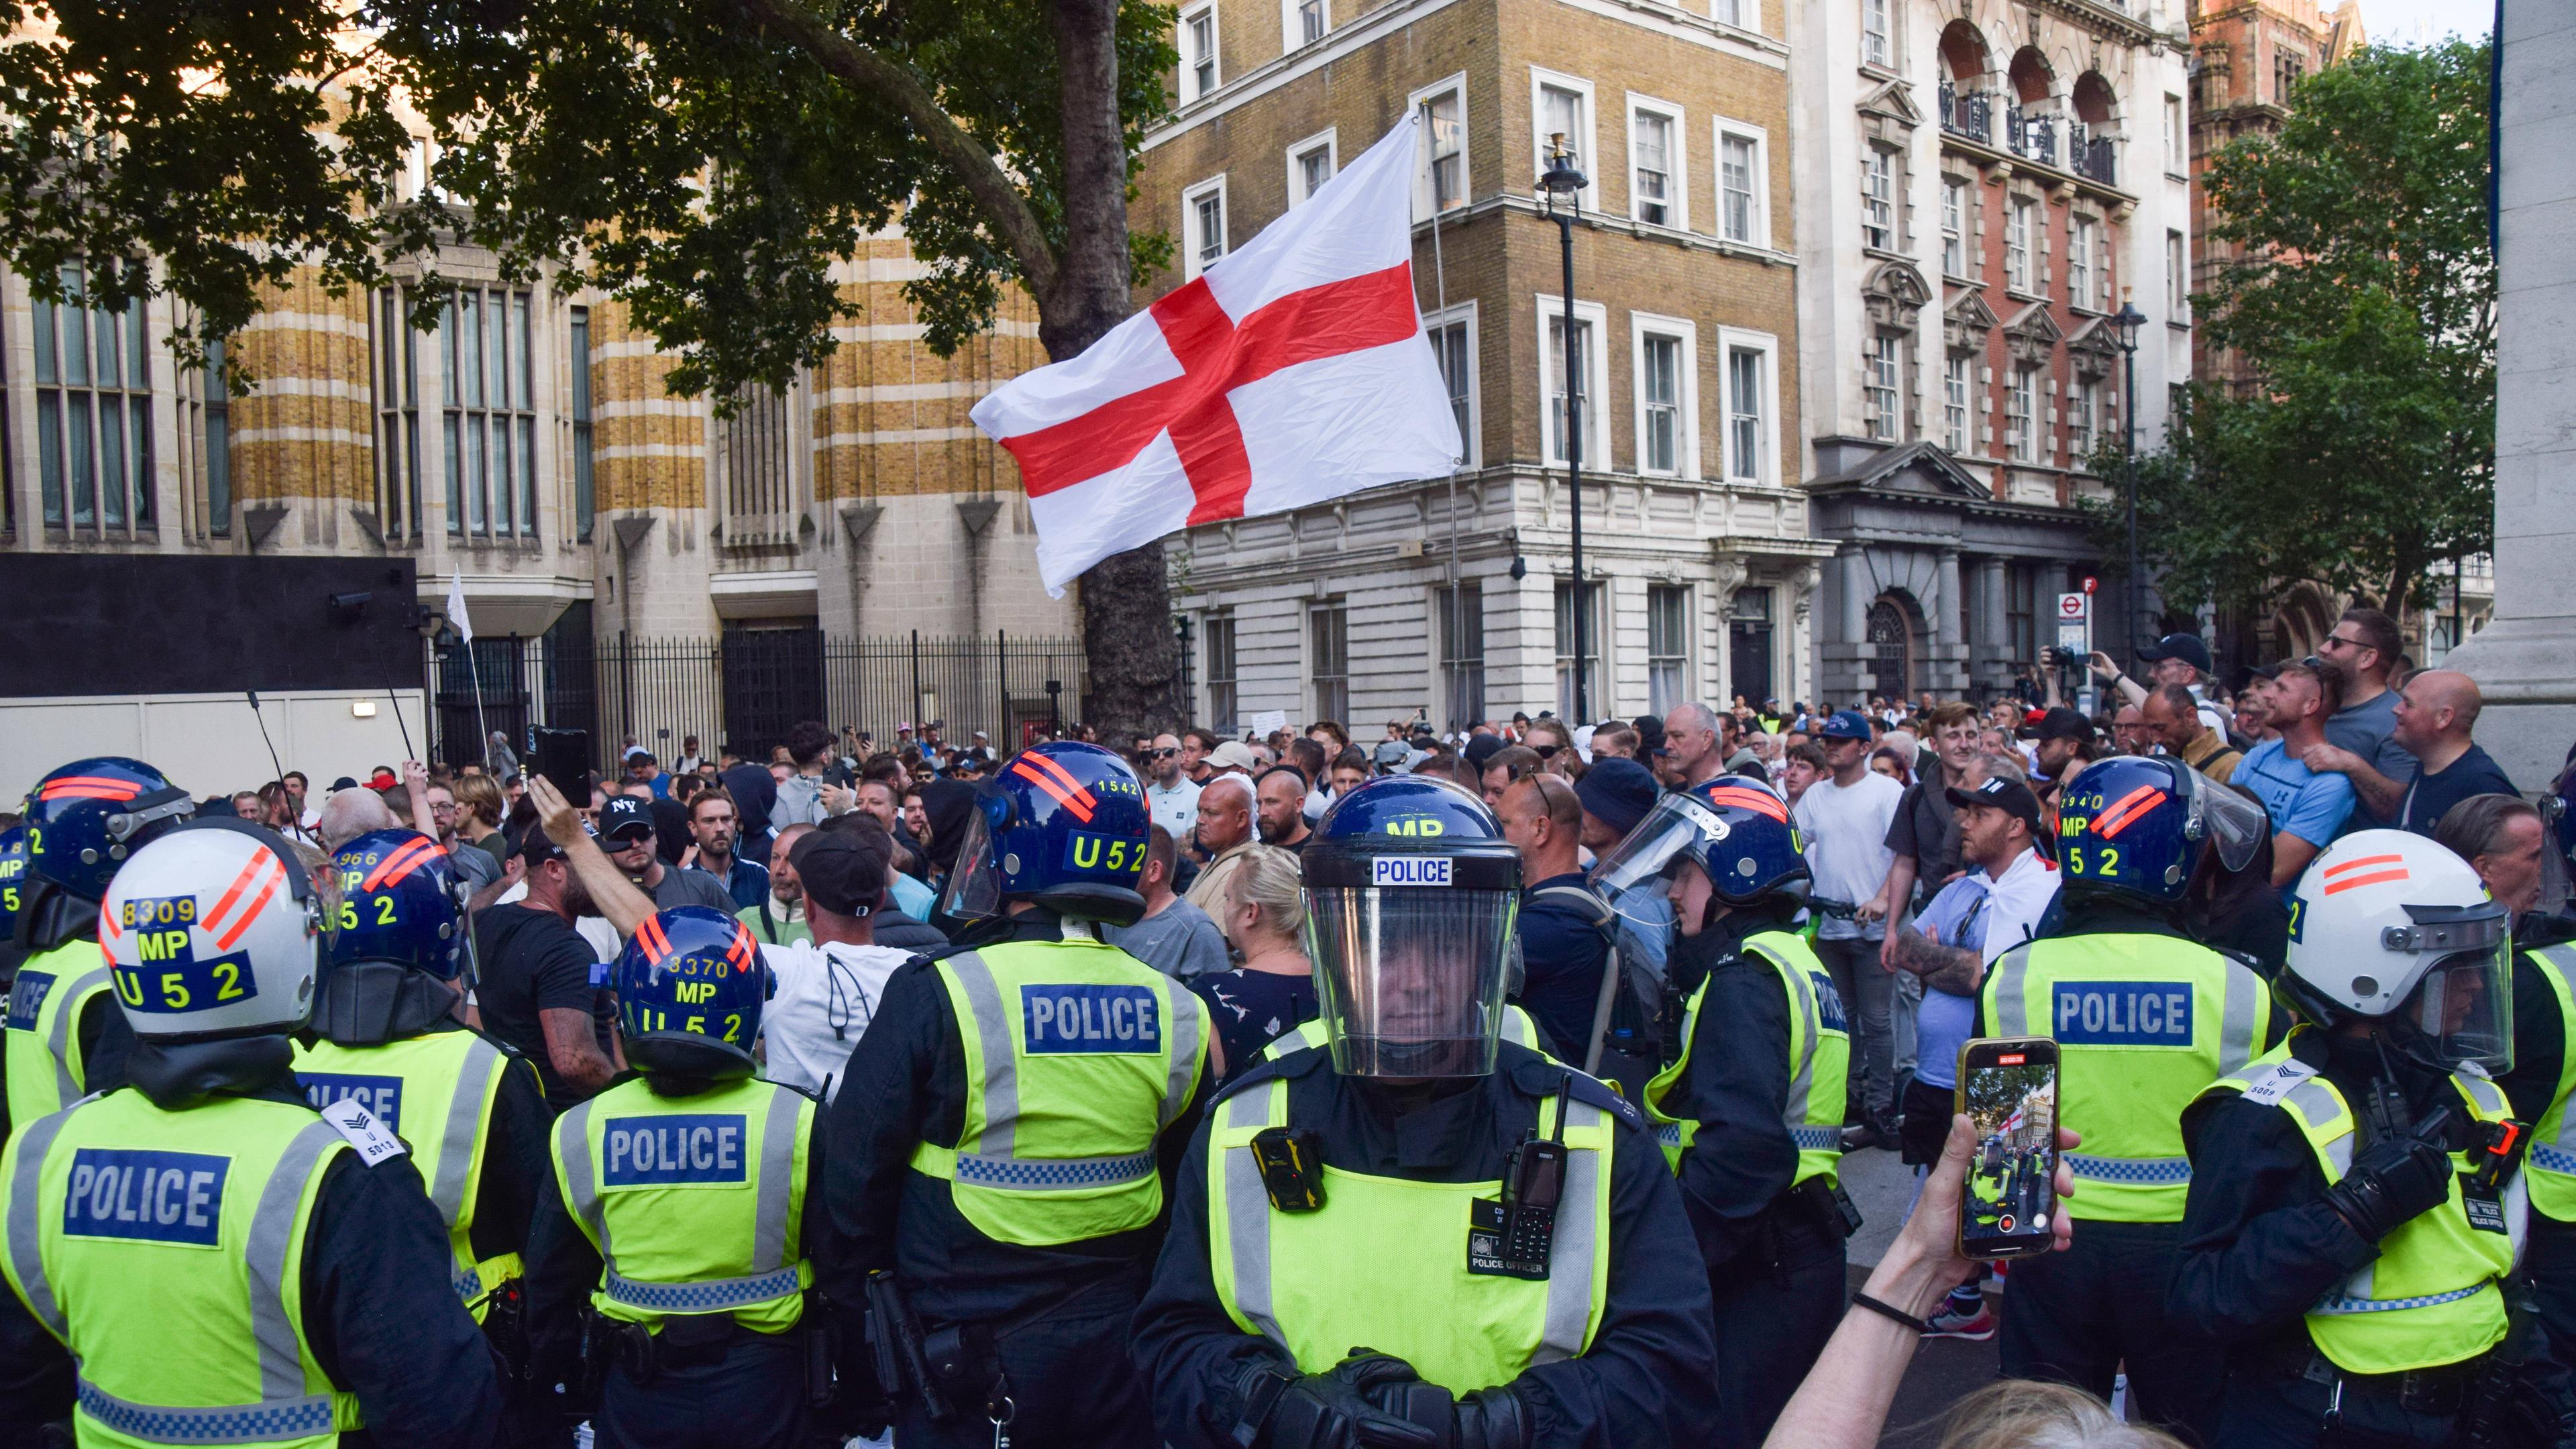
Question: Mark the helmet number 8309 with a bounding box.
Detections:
[2063,845,2121,877]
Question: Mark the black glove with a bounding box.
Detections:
[1254,1354,1440,1449]
[1456,1387,1532,1449]
[1354,1373,1528,1449]
[2322,1110,2455,1243]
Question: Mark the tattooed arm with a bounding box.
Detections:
[1888,920,1983,997]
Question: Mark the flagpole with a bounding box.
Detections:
[449,572,494,771]
[1428,114,1468,735]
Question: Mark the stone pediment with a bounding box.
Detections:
[1864,260,1933,331]
[2003,301,2063,365]
[1811,439,1993,500]
[1945,288,2000,352]
[2065,314,2124,379]
[1858,79,1923,129]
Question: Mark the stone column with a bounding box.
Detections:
[2445,5,2576,787]
[1933,548,1965,694]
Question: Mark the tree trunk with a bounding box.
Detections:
[1046,0,1181,740]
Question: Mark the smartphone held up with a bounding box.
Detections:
[1955,1036,2061,1259]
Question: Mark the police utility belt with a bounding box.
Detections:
[1253,1076,1578,1281]
[584,1306,832,1408]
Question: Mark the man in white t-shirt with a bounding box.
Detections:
[1143,733,1202,842]
[1790,708,1907,1144]
[755,829,915,1101]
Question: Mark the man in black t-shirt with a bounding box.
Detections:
[2386,669,2520,836]
[472,831,623,1108]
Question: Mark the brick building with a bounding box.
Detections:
[1138,0,1832,731]
[1790,0,2198,700]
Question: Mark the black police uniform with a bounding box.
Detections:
[2500,911,2576,1377]
[1655,901,1850,1449]
[819,909,1213,1448]
[2171,1028,2571,1447]
[522,1077,840,1449]
[0,1046,505,1448]
[1131,1042,1721,1448]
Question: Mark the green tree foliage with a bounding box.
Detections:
[2122,39,2493,620]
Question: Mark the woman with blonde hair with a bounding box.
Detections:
[1186,844,1316,1081]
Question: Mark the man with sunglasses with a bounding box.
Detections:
[2298,606,2423,830]
[1144,732,1201,844]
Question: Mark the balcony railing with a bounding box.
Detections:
[1938,83,1992,145]
[2068,121,2118,186]
[2005,105,2057,167]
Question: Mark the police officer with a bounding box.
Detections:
[1588,774,1851,1448]
[1131,775,1718,1449]
[1976,755,2278,1444]
[292,828,555,1440]
[822,740,1209,1448]
[2173,830,2575,1446]
[0,818,502,1443]
[7,758,195,1131]
[0,824,30,984]
[527,905,832,1449]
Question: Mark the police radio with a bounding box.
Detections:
[1470,1076,1572,1281]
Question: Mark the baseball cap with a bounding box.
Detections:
[1462,734,1507,771]
[596,795,656,844]
[1575,758,1659,838]
[1210,740,1259,772]
[2137,633,2214,676]
[1944,774,2053,857]
[1373,739,1411,769]
[790,830,888,917]
[2016,706,2096,744]
[1819,710,1874,741]
[329,775,362,792]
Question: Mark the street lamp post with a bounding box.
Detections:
[2109,297,2148,661]
[1538,134,1591,722]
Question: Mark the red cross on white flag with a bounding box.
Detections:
[971,115,1462,596]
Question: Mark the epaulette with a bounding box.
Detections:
[1209,1042,1330,1110]
[1503,1048,1642,1130]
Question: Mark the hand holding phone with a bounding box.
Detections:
[1955,1036,2065,1259]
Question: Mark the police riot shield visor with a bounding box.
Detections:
[1303,886,1519,1078]
[2183,765,2267,875]
[938,811,1004,922]
[2396,903,2514,1075]
[1588,794,1728,907]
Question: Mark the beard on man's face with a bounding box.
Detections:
[560,870,599,920]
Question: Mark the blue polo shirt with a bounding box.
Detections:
[2235,739,2356,853]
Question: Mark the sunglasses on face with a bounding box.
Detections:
[2320,634,2365,651]
[1530,743,1560,759]
[1150,747,1181,759]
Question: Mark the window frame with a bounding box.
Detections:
[1411,76,1472,221]
[1864,333,1903,442]
[568,305,594,542]
[1203,612,1239,733]
[2069,375,2097,460]
[1939,174,1971,278]
[1861,0,1892,68]
[1625,94,1686,232]
[1308,598,1350,726]
[2005,363,2037,462]
[437,284,542,540]
[2070,214,2099,312]
[1713,117,1771,248]
[1534,294,1611,469]
[1529,68,1601,213]
[1943,353,1972,455]
[1180,4,1220,101]
[1422,301,1481,470]
[1286,127,1340,207]
[1646,583,1693,716]
[2164,93,2186,176]
[1553,579,1608,722]
[1717,326,1780,485]
[1183,174,1230,281]
[1284,0,1328,50]
[2004,195,2035,294]
[1862,146,1896,252]
[1435,580,1487,730]
[2167,229,2190,319]
[1629,313,1698,479]
[32,260,157,536]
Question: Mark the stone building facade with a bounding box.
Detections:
[0,229,1077,651]
[1789,0,2198,700]
[1138,0,1831,732]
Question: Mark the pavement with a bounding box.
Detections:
[1839,1139,2006,1446]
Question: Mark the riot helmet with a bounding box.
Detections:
[314,829,472,1044]
[2281,830,2513,1075]
[614,906,770,1079]
[2054,755,2264,910]
[940,741,1152,927]
[1301,775,1522,1078]
[1591,775,1809,926]
[23,757,195,901]
[97,819,324,1040]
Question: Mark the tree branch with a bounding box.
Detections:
[727,0,1060,303]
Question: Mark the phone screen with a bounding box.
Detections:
[531,727,590,805]
[1955,1037,2061,1259]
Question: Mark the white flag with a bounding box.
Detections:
[971,115,1461,596]
[446,573,474,644]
